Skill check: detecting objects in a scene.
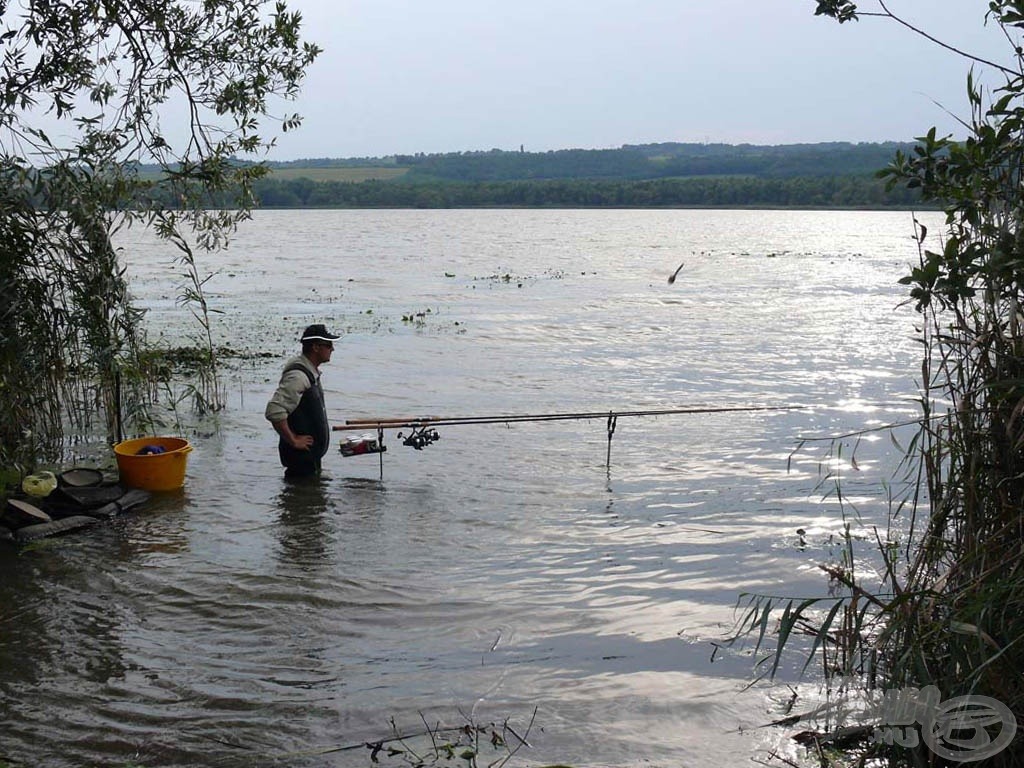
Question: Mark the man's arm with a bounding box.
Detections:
[265,367,314,450]
[271,418,314,451]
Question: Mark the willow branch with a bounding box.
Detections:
[875,0,1017,78]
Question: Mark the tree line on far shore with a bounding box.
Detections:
[242,141,927,209]
[247,173,924,209]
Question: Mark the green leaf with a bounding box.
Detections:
[801,600,846,675]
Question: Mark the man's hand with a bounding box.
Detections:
[272,418,313,451]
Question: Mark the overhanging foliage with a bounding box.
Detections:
[0,0,319,469]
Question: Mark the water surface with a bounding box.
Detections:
[0,209,939,767]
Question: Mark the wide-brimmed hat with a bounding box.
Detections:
[301,323,342,343]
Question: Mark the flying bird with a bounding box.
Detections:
[667,262,685,284]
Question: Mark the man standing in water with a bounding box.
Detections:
[265,323,341,477]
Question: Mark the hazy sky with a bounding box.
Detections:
[268,1,1011,160]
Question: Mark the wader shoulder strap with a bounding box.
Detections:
[283,363,317,389]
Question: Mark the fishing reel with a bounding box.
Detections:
[398,425,441,450]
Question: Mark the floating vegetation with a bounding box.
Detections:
[472,271,519,285]
[401,308,433,325]
[265,709,539,768]
[471,268,569,288]
[139,345,275,376]
[400,307,464,334]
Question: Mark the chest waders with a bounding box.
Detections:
[278,365,330,476]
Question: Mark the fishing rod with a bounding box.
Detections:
[336,404,808,429]
[331,404,811,478]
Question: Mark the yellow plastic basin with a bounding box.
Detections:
[113,436,193,491]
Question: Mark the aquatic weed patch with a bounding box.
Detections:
[258,710,540,768]
[471,268,570,289]
[400,307,466,334]
[137,345,275,376]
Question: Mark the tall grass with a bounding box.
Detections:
[0,164,151,469]
[0,162,234,472]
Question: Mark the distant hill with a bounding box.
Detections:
[265,141,914,183]
[390,141,913,182]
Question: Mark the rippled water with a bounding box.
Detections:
[0,209,942,767]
